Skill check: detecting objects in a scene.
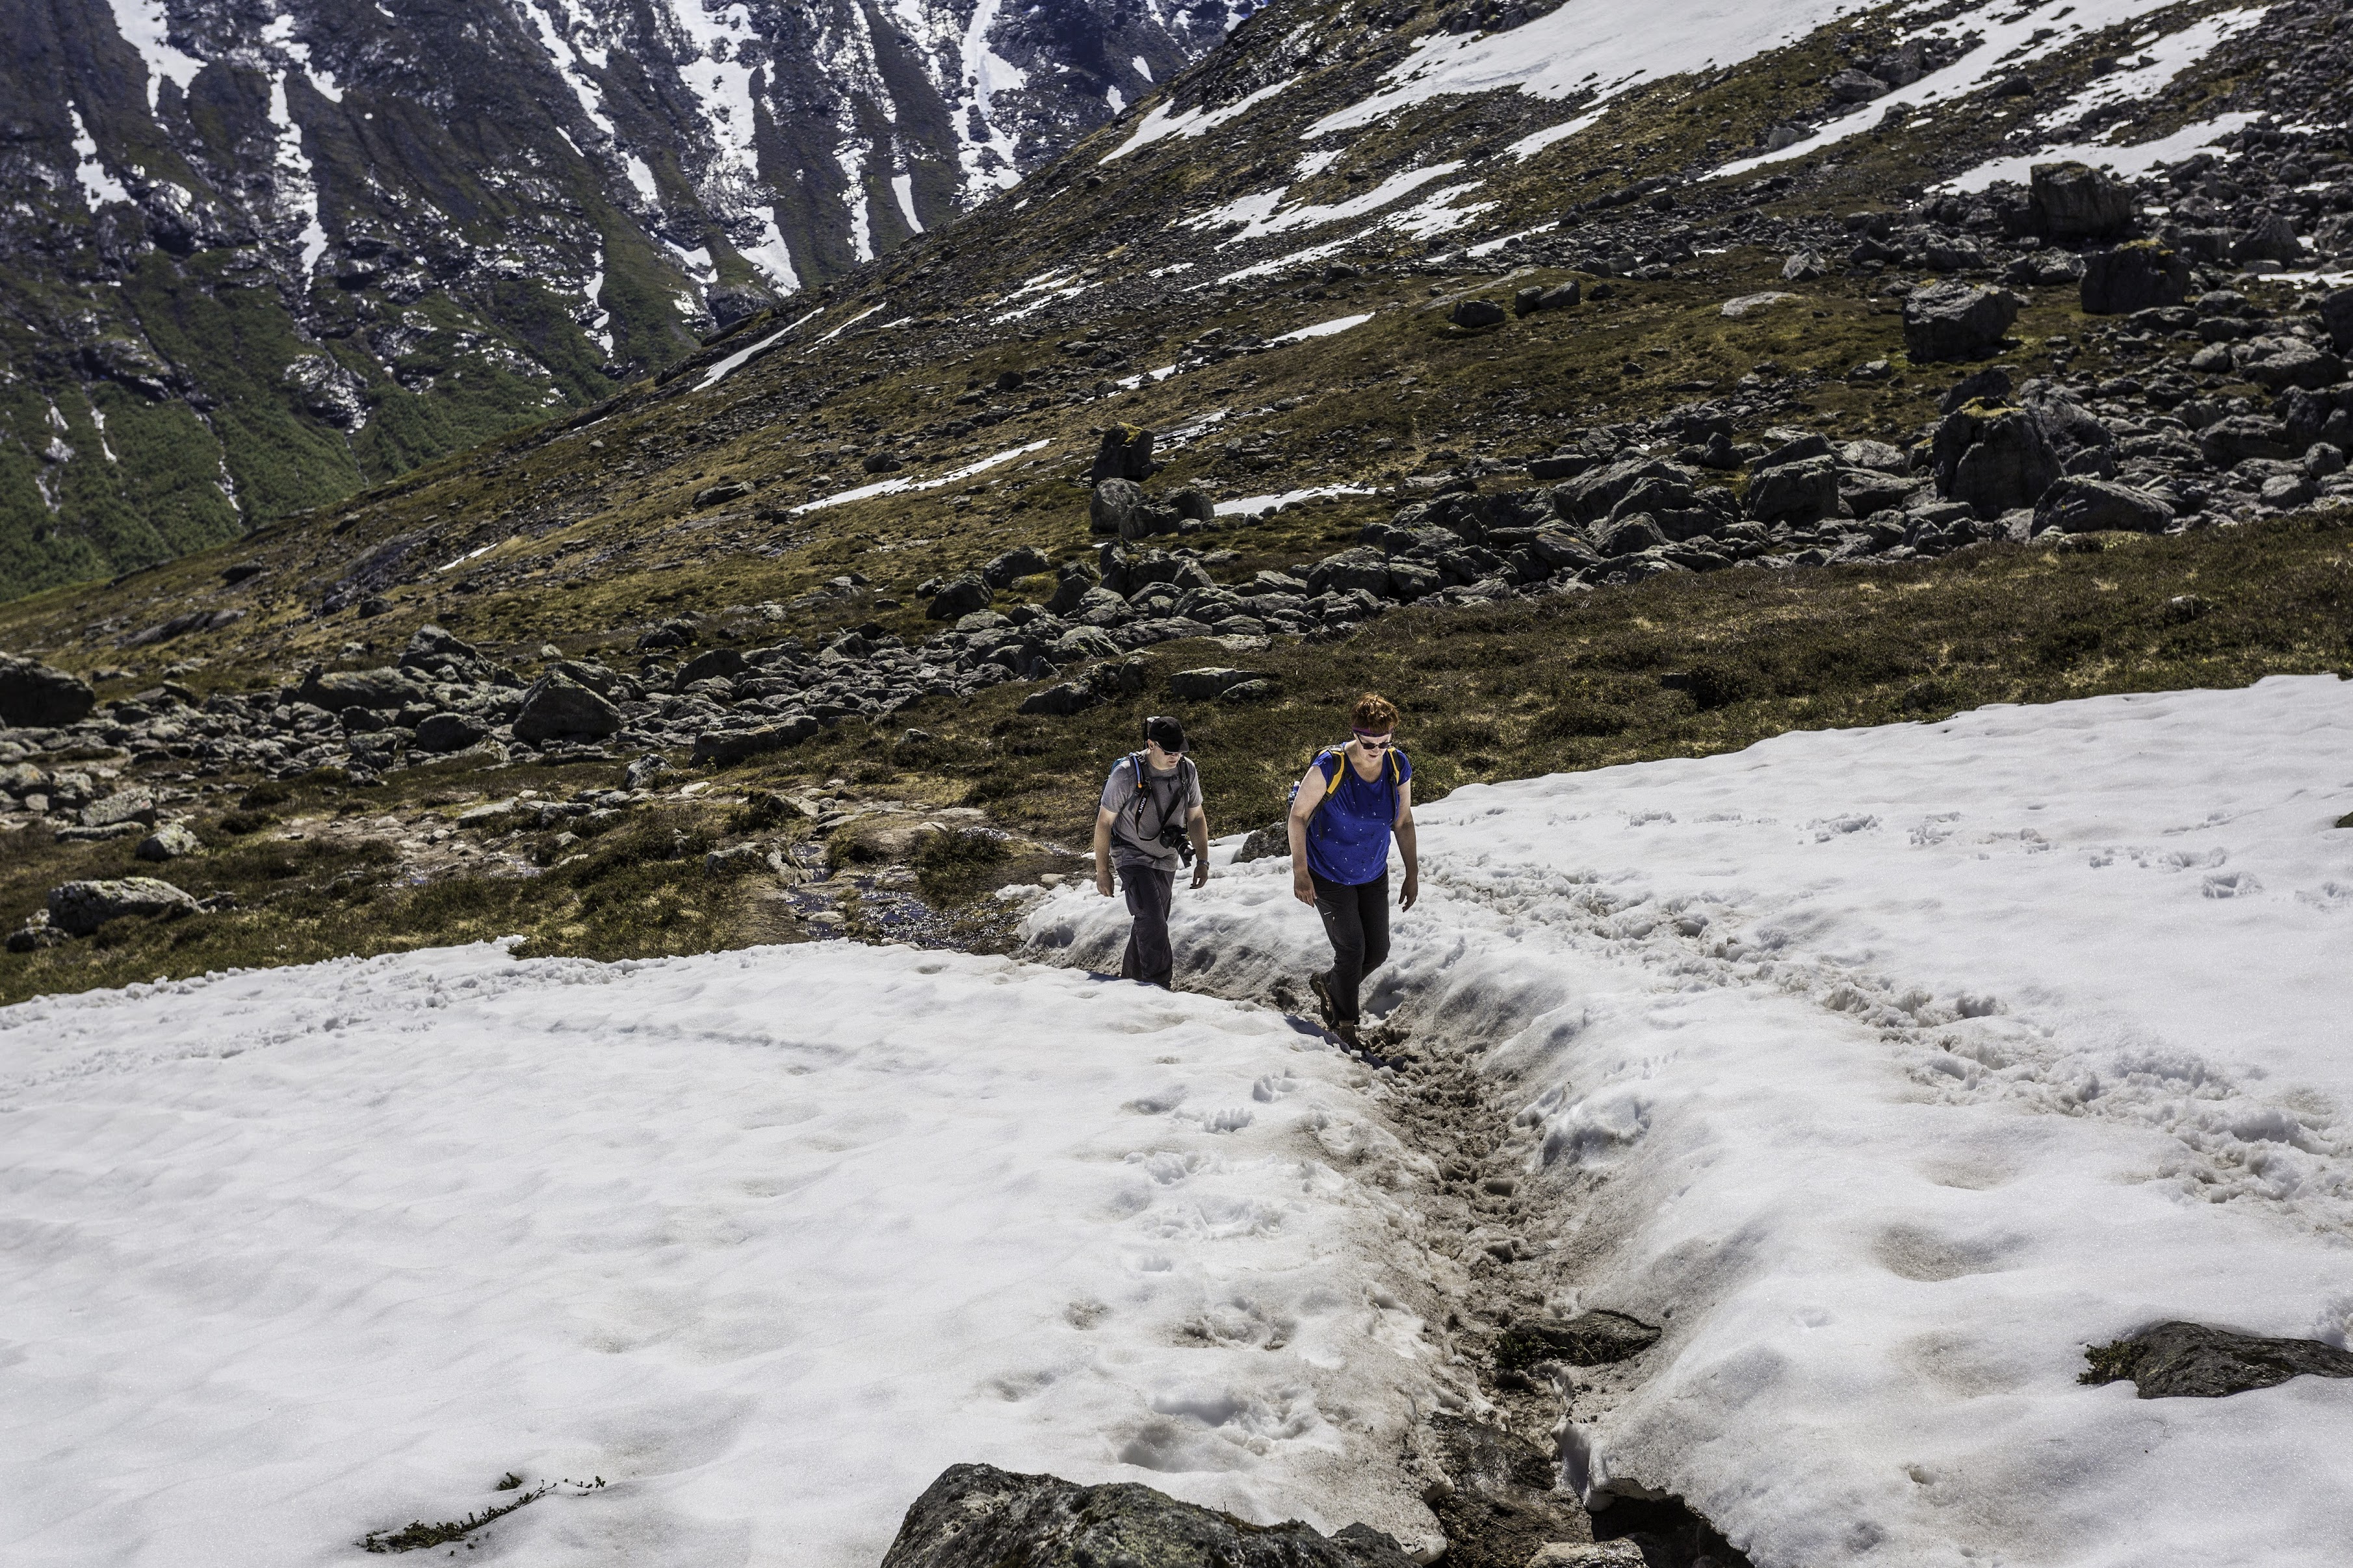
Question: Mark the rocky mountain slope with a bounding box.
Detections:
[1,0,2351,992]
[1,0,1236,600]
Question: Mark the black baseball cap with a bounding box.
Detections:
[1143,715,1186,752]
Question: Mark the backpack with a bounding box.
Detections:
[1124,752,1196,840]
[1288,743,1402,816]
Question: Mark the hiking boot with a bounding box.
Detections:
[1309,971,1338,1028]
[1332,1018,1360,1047]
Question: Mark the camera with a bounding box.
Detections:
[1158,821,1195,867]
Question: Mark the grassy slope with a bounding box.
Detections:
[2,0,2347,1001]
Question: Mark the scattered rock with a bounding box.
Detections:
[2081,1320,2353,1398]
[135,822,202,861]
[1938,366,2014,415]
[1903,282,2018,361]
[1781,249,1828,281]
[690,716,822,765]
[1451,298,1508,329]
[1528,1544,1647,1568]
[1168,667,1272,700]
[0,654,96,728]
[1745,456,1841,524]
[1719,290,1796,318]
[512,675,623,743]
[5,909,66,952]
[47,877,202,936]
[296,665,428,713]
[877,1463,1417,1568]
[693,477,752,508]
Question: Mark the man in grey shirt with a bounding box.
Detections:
[1093,714,1208,988]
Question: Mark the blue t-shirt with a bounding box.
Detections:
[1304,747,1411,886]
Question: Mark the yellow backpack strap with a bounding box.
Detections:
[1321,747,1347,797]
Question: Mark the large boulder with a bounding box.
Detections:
[80,787,160,829]
[1550,456,1695,527]
[1043,561,1102,615]
[2200,415,2299,467]
[413,712,490,753]
[1903,282,2018,362]
[2081,242,2190,315]
[1089,424,1156,483]
[512,675,622,743]
[2034,476,2176,534]
[2029,161,2135,239]
[878,1463,1415,1568]
[1087,478,1176,540]
[296,665,428,713]
[0,654,96,728]
[982,545,1053,588]
[1305,547,1395,598]
[1933,403,2061,520]
[2321,288,2353,354]
[1745,456,1841,524]
[47,877,202,936]
[925,574,991,620]
[1450,298,1507,329]
[676,647,749,686]
[135,822,203,862]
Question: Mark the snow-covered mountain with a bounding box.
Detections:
[1,0,1238,596]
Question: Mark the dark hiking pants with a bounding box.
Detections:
[1118,864,1176,988]
[1311,869,1390,1022]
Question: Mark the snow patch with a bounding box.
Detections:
[103,0,205,112]
[793,438,1051,513]
[891,171,924,233]
[1940,112,2262,194]
[0,943,1446,1566]
[1033,674,2353,1568]
[1105,79,1294,161]
[68,107,129,209]
[695,306,820,390]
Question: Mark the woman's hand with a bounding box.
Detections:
[1292,869,1318,907]
[1399,869,1419,910]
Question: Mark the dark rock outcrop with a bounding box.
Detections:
[1903,283,2018,362]
[512,675,623,743]
[2081,243,2192,315]
[2083,1320,2353,1398]
[2029,162,2135,239]
[48,877,202,936]
[0,654,98,728]
[2034,476,2176,534]
[878,1463,1416,1568]
[1933,403,2062,519]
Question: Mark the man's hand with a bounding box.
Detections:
[1399,869,1419,910]
[1190,861,1209,890]
[1097,866,1116,897]
[1292,869,1317,907]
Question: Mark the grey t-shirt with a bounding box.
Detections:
[1100,754,1202,870]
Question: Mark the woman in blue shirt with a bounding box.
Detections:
[1285,693,1418,1046]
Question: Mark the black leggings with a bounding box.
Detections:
[1312,870,1390,1022]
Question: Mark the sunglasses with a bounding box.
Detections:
[1352,732,1395,750]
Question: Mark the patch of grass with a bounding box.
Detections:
[360,1476,604,1554]
[911,827,1011,906]
[2080,1339,2144,1387]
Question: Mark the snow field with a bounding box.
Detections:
[1031,675,2353,1567]
[0,945,1455,1566]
